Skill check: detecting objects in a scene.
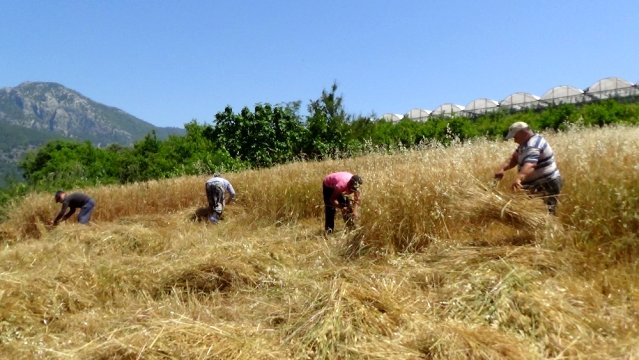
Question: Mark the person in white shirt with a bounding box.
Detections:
[205,172,236,223]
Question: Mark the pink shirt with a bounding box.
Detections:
[323,172,354,194]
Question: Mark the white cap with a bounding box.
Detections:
[505,121,529,139]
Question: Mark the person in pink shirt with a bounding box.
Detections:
[322,172,363,233]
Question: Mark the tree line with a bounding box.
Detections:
[1,83,638,217]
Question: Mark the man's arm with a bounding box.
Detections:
[52,205,69,225]
[353,190,361,205]
[226,182,236,203]
[495,151,518,180]
[351,190,361,218]
[512,162,536,190]
[330,190,342,208]
[62,207,76,221]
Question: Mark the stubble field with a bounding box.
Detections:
[1,125,638,359]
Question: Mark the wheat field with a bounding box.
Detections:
[1,125,638,359]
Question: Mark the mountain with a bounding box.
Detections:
[0,81,185,185]
[0,82,184,145]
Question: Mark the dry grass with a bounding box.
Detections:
[1,125,638,359]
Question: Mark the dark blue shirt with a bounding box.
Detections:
[54,193,93,223]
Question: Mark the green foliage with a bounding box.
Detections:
[304,82,351,158]
[212,102,307,167]
[348,99,638,149]
[581,99,639,127]
[19,140,119,189]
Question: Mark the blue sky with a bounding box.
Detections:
[2,0,637,128]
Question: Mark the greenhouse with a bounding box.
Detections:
[431,103,465,118]
[585,77,639,100]
[382,113,403,122]
[463,98,499,115]
[406,108,431,121]
[379,76,637,123]
[541,85,586,105]
[499,92,541,110]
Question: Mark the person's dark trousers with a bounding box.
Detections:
[539,176,562,215]
[206,182,225,215]
[78,199,95,224]
[323,184,347,232]
[526,176,562,215]
[323,184,336,232]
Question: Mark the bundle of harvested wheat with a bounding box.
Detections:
[451,182,554,232]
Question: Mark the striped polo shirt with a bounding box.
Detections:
[516,134,560,185]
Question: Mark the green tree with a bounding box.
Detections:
[304,82,351,158]
[118,131,167,182]
[20,140,120,188]
[212,103,306,167]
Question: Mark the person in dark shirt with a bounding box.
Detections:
[52,191,96,225]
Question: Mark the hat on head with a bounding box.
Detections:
[505,121,529,139]
[350,175,363,190]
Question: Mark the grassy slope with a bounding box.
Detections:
[0,125,638,359]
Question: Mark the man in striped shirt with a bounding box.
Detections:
[495,122,562,215]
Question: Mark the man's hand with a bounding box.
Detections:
[494,170,505,180]
[511,178,523,191]
[336,199,350,210]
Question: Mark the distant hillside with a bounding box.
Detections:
[0,81,185,184]
[0,82,183,145]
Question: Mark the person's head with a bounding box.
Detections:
[505,121,533,144]
[348,175,363,191]
[54,190,66,203]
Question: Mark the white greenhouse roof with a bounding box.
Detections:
[384,76,637,123]
[382,113,404,122]
[500,92,541,109]
[463,98,499,114]
[585,77,639,99]
[541,85,585,105]
[431,103,465,117]
[406,108,431,121]
[587,77,633,92]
